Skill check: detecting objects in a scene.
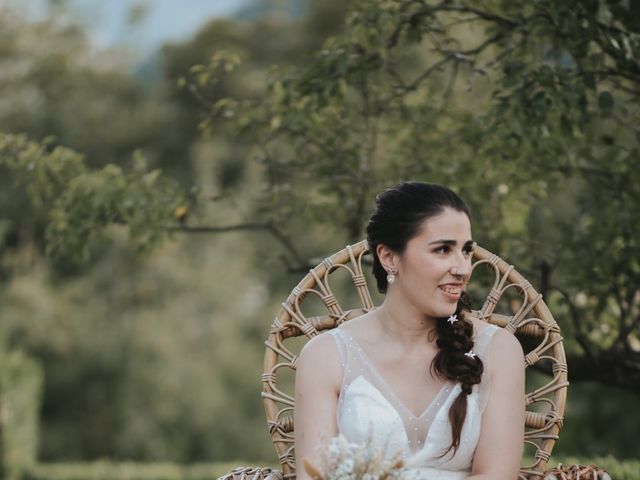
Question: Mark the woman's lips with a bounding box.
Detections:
[439,284,462,300]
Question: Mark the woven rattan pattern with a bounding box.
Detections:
[543,464,611,480]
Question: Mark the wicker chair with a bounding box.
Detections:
[220,240,575,480]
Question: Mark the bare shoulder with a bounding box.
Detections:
[487,327,526,375]
[467,314,523,354]
[334,310,377,337]
[465,314,525,372]
[299,331,339,362]
[297,331,342,393]
[490,327,525,357]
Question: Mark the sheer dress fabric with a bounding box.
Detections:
[327,322,499,480]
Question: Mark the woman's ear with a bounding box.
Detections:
[376,244,399,272]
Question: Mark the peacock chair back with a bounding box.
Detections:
[261,240,569,480]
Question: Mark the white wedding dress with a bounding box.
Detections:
[327,321,499,480]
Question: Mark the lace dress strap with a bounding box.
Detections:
[472,322,500,413]
[327,329,348,367]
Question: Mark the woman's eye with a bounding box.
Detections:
[434,245,474,255]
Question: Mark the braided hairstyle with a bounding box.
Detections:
[366,181,483,456]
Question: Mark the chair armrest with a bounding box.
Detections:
[217,466,284,480]
[543,463,611,480]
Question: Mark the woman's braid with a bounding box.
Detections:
[431,291,484,455]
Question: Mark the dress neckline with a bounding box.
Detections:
[336,329,454,420]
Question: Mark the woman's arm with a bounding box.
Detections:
[469,328,526,480]
[294,333,342,480]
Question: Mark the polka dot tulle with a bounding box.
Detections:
[327,322,499,479]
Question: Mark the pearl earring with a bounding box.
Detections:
[386,269,396,284]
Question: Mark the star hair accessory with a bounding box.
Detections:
[464,350,477,359]
[447,314,458,324]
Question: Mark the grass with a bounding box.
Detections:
[23,456,639,480]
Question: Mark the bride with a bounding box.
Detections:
[294,182,526,480]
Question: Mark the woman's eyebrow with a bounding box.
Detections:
[427,239,474,246]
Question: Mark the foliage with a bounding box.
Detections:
[20,456,640,480]
[187,0,640,392]
[0,0,348,464]
[554,380,640,459]
[0,3,195,281]
[23,461,264,480]
[1,0,639,466]
[0,230,278,461]
[0,5,186,173]
[0,133,184,265]
[161,1,349,192]
[0,341,43,480]
[0,2,347,462]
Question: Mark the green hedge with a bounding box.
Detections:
[0,348,44,480]
[23,462,269,480]
[22,457,640,480]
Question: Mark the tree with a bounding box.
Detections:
[0,0,350,462]
[183,0,640,391]
[2,0,639,461]
[0,3,199,280]
[0,133,184,265]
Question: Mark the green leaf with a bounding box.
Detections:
[560,114,573,137]
[598,91,614,112]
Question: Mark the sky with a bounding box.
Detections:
[8,0,254,54]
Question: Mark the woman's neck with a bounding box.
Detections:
[375,293,437,350]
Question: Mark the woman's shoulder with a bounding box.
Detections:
[335,310,377,334]
[300,309,378,355]
[489,327,525,364]
[466,314,524,368]
[466,312,495,335]
[297,330,343,394]
[331,311,380,348]
[479,326,525,376]
[298,313,379,370]
[299,329,340,361]
[466,314,497,348]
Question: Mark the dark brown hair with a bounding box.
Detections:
[366,181,483,456]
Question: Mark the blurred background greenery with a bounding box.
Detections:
[0,0,638,479]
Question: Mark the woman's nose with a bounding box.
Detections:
[451,255,472,278]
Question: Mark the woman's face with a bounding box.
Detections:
[395,207,474,319]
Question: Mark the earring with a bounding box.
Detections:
[386,269,396,284]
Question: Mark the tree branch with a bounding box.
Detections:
[165,223,268,234]
[566,350,640,390]
[165,222,311,272]
[386,1,447,49]
[437,4,521,28]
[551,286,595,362]
[386,30,506,103]
[579,68,640,85]
[529,349,640,390]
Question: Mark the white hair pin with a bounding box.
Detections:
[447,314,458,324]
[464,351,477,359]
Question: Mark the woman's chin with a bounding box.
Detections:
[430,307,458,319]
[438,301,460,317]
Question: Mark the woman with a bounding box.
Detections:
[294,182,525,480]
